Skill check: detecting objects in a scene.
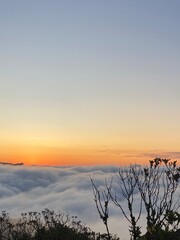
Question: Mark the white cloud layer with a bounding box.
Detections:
[0,164,179,239]
[0,165,130,239]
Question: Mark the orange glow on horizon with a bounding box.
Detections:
[0,141,176,166]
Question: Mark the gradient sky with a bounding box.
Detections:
[1,1,180,165]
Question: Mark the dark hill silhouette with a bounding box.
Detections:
[0,162,24,166]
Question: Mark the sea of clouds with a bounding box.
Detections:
[0,165,133,239]
[0,164,179,239]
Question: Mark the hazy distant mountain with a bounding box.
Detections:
[0,162,24,166]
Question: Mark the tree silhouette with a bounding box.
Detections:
[91,178,112,240]
[0,209,120,240]
[110,165,142,240]
[91,158,180,240]
[133,158,180,239]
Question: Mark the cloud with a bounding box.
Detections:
[138,151,180,160]
[0,164,179,239]
[96,146,180,163]
[0,165,120,230]
[0,164,130,238]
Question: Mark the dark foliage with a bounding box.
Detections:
[0,209,119,240]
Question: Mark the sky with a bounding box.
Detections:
[1,1,180,165]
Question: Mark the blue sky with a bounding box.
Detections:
[1,1,180,164]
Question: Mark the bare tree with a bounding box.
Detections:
[91,178,112,240]
[110,166,142,240]
[91,158,180,240]
[132,158,180,239]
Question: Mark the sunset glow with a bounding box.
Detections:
[1,1,180,166]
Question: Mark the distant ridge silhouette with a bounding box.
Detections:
[0,162,24,166]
